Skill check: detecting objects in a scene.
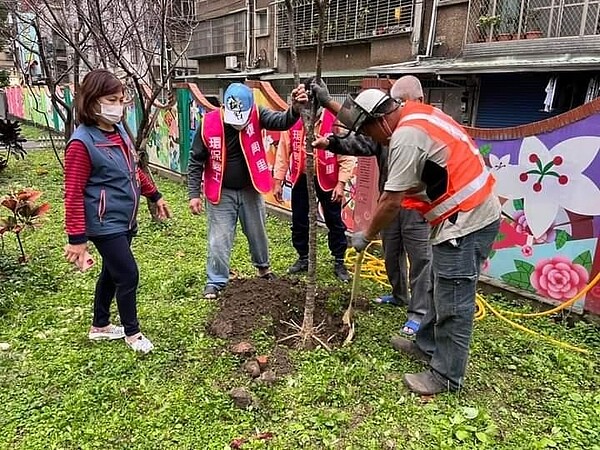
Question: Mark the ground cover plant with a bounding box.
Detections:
[1,149,599,449]
[19,124,48,142]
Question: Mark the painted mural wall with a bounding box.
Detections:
[6,82,600,314]
[5,85,70,132]
[146,106,181,172]
[472,108,600,315]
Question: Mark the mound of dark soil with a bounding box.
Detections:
[208,277,348,347]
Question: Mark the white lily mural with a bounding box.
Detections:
[491,136,600,238]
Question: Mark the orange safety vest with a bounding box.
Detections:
[398,101,495,225]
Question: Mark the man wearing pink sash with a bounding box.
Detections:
[188,82,308,299]
[273,83,356,282]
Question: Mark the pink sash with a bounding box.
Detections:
[202,106,271,204]
[289,109,338,191]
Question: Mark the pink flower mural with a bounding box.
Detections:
[521,245,533,257]
[482,259,490,271]
[513,211,556,244]
[530,256,589,300]
[490,136,600,239]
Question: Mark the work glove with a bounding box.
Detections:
[310,79,332,107]
[350,231,371,253]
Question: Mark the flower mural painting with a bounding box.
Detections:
[492,136,600,239]
[521,245,533,257]
[500,251,592,301]
[530,255,590,301]
[489,153,510,171]
[513,211,556,243]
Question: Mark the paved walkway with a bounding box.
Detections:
[22,139,65,150]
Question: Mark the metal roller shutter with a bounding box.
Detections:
[475,73,560,128]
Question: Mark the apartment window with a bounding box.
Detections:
[276,0,414,47]
[177,0,196,18]
[256,9,269,37]
[191,11,247,57]
[467,0,600,43]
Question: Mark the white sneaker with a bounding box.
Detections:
[125,334,154,354]
[88,324,126,341]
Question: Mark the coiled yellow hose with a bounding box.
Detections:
[345,241,593,355]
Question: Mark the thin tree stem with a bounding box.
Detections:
[15,232,25,262]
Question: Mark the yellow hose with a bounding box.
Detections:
[346,241,592,355]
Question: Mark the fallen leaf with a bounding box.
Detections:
[230,438,246,449]
[257,432,274,441]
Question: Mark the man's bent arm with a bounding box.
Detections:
[259,106,300,131]
[328,133,381,157]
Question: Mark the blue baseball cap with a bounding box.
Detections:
[223,83,254,127]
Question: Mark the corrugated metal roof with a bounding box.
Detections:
[177,69,367,81]
[176,69,275,81]
[262,70,368,80]
[368,55,600,75]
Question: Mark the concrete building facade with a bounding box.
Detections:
[185,0,600,127]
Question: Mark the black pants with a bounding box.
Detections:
[291,174,347,261]
[90,232,140,336]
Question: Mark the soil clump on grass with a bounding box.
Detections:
[208,277,349,348]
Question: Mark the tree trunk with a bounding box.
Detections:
[284,1,300,86]
[286,0,330,348]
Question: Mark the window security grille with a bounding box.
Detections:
[276,0,414,47]
[190,11,247,57]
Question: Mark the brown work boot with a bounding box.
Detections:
[403,370,450,396]
[391,336,431,364]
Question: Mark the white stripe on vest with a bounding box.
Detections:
[399,113,479,155]
[423,170,491,222]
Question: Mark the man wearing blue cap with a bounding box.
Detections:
[188,82,308,299]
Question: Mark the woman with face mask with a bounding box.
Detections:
[63,69,171,354]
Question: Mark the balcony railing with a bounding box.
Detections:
[276,0,414,48]
[467,0,600,43]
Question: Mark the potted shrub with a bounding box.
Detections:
[525,9,543,39]
[476,15,501,42]
[498,16,518,40]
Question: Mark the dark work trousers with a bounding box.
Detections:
[380,208,432,324]
[291,174,347,261]
[416,219,500,389]
[90,231,140,336]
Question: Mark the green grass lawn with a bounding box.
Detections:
[19,124,54,142]
[1,150,599,450]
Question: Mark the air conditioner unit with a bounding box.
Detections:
[225,55,239,70]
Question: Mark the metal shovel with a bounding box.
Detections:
[343,250,364,346]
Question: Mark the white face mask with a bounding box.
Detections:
[98,103,123,124]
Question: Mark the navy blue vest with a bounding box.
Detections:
[68,124,141,237]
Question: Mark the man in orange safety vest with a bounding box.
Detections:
[311,79,501,396]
